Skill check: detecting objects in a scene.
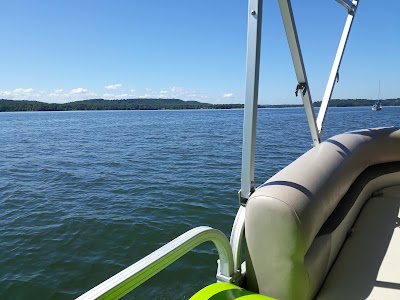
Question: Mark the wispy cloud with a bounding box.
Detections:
[65,88,97,101]
[102,93,134,100]
[14,88,34,93]
[138,86,208,101]
[116,93,129,98]
[105,83,123,90]
[0,85,215,103]
[169,86,208,100]
[102,93,114,98]
[223,93,234,98]
[1,87,38,99]
[1,86,97,103]
[0,90,12,97]
[0,87,49,101]
[70,88,89,94]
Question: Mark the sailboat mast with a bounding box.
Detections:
[378,80,381,101]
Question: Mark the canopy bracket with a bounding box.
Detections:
[295,83,307,97]
[336,0,355,14]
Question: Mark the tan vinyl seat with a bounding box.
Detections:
[316,185,400,299]
[245,127,400,300]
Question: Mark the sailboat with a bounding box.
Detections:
[372,81,382,110]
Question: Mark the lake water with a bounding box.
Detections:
[0,107,398,299]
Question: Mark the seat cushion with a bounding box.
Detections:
[316,185,400,299]
[245,128,400,300]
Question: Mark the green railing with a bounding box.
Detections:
[76,226,235,300]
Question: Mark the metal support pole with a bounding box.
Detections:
[240,0,263,205]
[230,206,246,275]
[278,0,320,147]
[316,0,359,133]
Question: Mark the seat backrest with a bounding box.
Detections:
[245,127,400,300]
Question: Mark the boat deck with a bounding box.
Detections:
[317,185,400,299]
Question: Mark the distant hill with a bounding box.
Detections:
[263,98,400,108]
[1,98,400,112]
[0,98,245,112]
[314,98,400,107]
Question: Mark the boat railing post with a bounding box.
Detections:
[229,206,246,280]
[240,0,263,206]
[316,0,359,134]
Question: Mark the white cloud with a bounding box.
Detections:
[102,93,114,99]
[137,86,208,102]
[168,86,206,101]
[223,93,234,98]
[48,89,64,97]
[171,86,188,95]
[64,88,97,101]
[0,87,47,101]
[70,88,89,94]
[1,86,102,103]
[0,90,12,97]
[116,93,129,98]
[14,88,34,94]
[1,85,212,103]
[158,90,169,98]
[105,83,123,90]
[102,93,134,100]
[170,86,181,93]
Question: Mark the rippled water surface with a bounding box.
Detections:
[0,107,398,299]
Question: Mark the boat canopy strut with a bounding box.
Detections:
[239,0,360,203]
[239,0,263,205]
[278,0,320,147]
[316,0,359,133]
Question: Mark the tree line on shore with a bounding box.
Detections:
[0,98,244,112]
[1,98,399,112]
[314,98,400,107]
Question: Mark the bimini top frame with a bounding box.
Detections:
[239,0,360,204]
[234,0,360,281]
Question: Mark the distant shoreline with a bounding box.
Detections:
[1,98,399,112]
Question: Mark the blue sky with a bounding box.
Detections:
[0,1,399,104]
